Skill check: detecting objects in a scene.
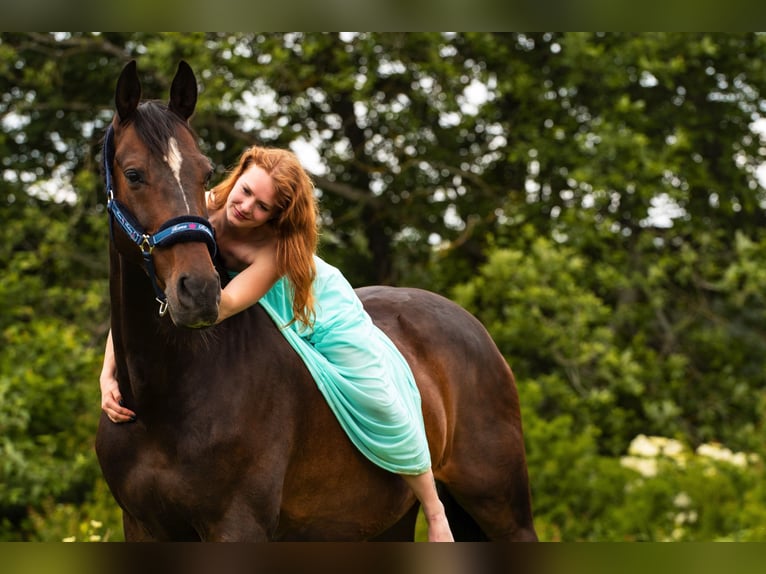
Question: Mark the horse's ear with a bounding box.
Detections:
[115,60,141,123]
[168,60,198,121]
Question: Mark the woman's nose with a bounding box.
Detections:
[240,196,254,213]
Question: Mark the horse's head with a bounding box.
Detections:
[106,60,220,328]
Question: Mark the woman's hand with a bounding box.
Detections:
[100,372,136,423]
[99,375,136,423]
[100,329,136,423]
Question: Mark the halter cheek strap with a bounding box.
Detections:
[103,124,217,316]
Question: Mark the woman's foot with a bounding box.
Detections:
[424,505,454,542]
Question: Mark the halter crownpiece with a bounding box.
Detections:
[103,124,217,316]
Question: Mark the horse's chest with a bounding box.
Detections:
[114,433,233,524]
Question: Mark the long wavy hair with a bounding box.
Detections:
[209,146,318,328]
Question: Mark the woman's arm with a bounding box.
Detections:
[99,328,137,423]
[216,249,281,323]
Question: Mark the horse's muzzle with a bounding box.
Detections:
[166,270,221,328]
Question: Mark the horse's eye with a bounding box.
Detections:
[204,169,214,187]
[124,169,143,184]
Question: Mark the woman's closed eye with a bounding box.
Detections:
[243,187,268,209]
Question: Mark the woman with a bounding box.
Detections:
[100,145,454,542]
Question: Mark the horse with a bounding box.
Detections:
[95,60,538,542]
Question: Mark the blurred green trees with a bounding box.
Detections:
[1,32,765,541]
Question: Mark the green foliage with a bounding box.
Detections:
[27,480,123,542]
[0,226,107,540]
[616,436,766,541]
[515,377,632,541]
[453,237,645,455]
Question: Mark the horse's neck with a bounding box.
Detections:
[110,253,194,404]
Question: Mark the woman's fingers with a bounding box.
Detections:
[102,392,136,423]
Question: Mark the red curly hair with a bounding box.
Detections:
[209,146,319,328]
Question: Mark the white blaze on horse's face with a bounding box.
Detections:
[164,136,190,213]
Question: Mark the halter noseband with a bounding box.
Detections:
[103,124,217,316]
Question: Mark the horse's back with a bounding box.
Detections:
[357,285,505,362]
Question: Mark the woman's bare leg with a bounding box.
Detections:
[401,469,454,542]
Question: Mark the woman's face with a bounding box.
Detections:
[225,164,277,229]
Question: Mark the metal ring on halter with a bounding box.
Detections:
[156,297,169,317]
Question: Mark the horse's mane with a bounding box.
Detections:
[127,100,197,158]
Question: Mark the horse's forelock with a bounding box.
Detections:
[130,100,196,159]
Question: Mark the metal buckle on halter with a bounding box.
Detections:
[139,234,154,256]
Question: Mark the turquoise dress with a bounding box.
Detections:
[245,255,431,475]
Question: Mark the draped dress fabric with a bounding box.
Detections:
[235,255,431,475]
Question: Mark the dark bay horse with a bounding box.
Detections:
[95,60,537,541]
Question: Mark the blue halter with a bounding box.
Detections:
[103,124,217,316]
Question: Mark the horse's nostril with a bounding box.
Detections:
[177,274,193,301]
[176,273,220,309]
[178,273,200,296]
